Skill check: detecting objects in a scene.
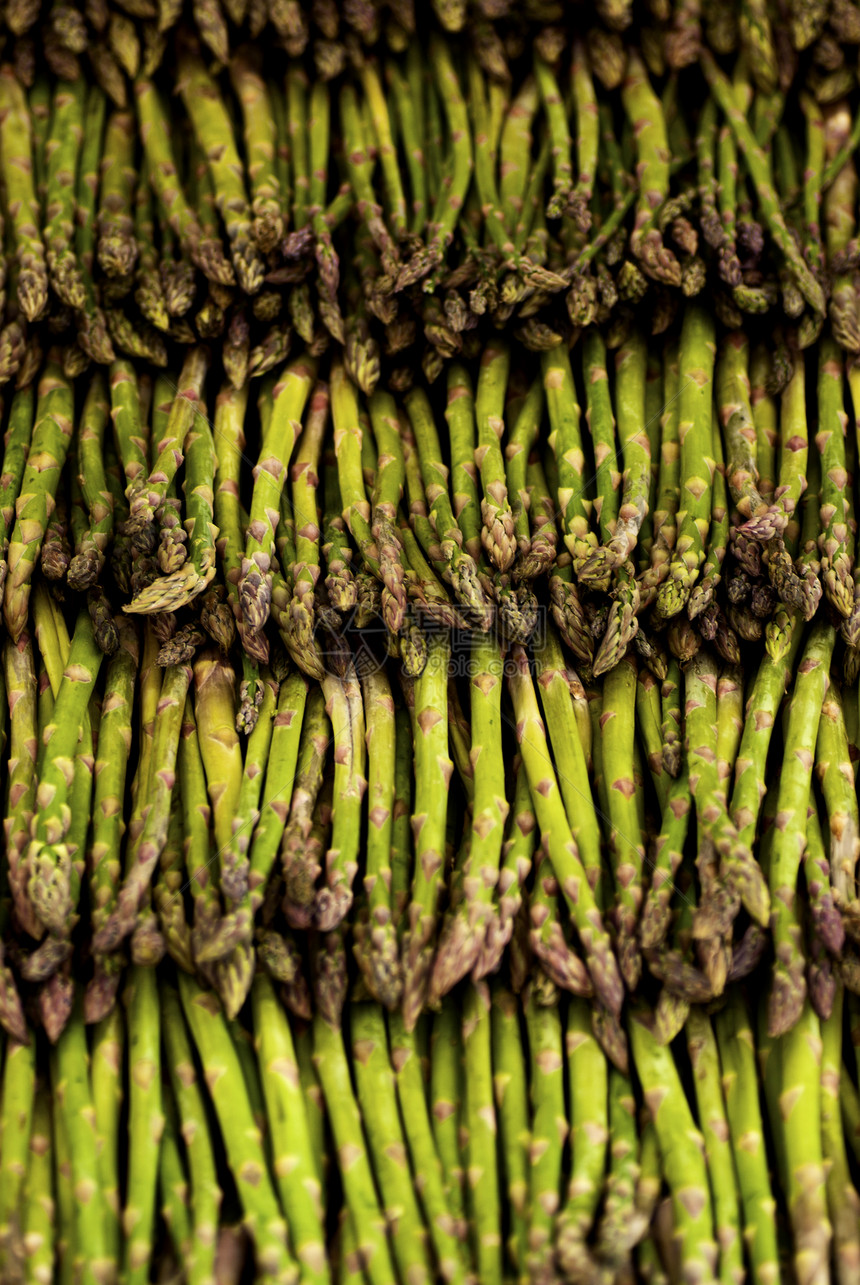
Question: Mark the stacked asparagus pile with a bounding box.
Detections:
[1,0,860,393]
[2,2,860,1284]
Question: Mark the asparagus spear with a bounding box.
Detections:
[3,352,74,642]
[820,983,860,1283]
[685,1006,743,1285]
[717,330,786,541]
[126,382,219,613]
[161,983,221,1285]
[429,996,468,1246]
[462,981,503,1285]
[593,1066,648,1278]
[701,50,826,316]
[397,36,471,289]
[351,1000,435,1285]
[508,645,624,1022]
[285,381,329,669]
[178,974,296,1284]
[489,982,530,1280]
[0,386,35,593]
[524,993,567,1280]
[312,1010,398,1285]
[657,304,716,617]
[600,651,647,989]
[768,622,836,1036]
[628,1005,718,1284]
[90,1007,124,1269]
[0,1037,36,1278]
[20,1082,54,1285]
[387,1008,471,1285]
[766,997,832,1285]
[622,51,681,285]
[542,340,599,582]
[244,669,308,916]
[44,78,86,310]
[406,384,490,621]
[401,630,452,1030]
[93,658,189,951]
[0,65,48,322]
[315,655,367,932]
[68,372,113,590]
[125,345,209,554]
[97,109,138,279]
[122,965,164,1285]
[353,663,401,1007]
[26,608,104,936]
[3,631,40,942]
[818,337,853,618]
[475,338,516,572]
[824,102,859,352]
[51,993,113,1285]
[815,681,860,908]
[556,996,608,1282]
[88,615,139,969]
[281,685,331,926]
[231,46,283,254]
[431,630,506,997]
[714,990,780,1285]
[178,38,265,294]
[251,975,328,1285]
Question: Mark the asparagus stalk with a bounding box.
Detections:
[21,1082,54,1285]
[401,630,452,1030]
[0,1037,36,1278]
[353,663,401,1006]
[121,965,164,1285]
[251,975,328,1285]
[658,304,716,617]
[714,990,780,1285]
[0,386,35,593]
[315,659,367,931]
[351,1000,435,1285]
[542,340,599,582]
[508,645,624,1021]
[43,78,86,310]
[462,981,503,1285]
[90,1007,124,1269]
[51,993,112,1285]
[312,1010,398,1285]
[475,338,516,572]
[628,1005,718,1283]
[125,346,209,554]
[524,993,567,1280]
[178,38,265,294]
[406,384,490,621]
[768,622,836,1036]
[431,629,506,997]
[556,996,608,1282]
[0,65,47,322]
[179,974,296,1284]
[4,352,74,642]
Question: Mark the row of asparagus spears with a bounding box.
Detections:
[6,9,860,396]
[10,0,860,103]
[1,969,859,1285]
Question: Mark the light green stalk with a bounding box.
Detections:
[122,966,164,1285]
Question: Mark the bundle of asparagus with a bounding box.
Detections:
[1,3,860,1284]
